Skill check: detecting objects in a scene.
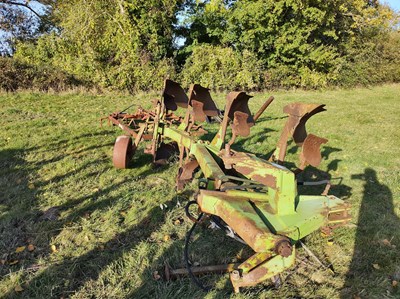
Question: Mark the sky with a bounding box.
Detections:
[25,0,400,14]
[382,0,400,11]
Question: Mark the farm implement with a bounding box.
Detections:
[101,80,351,292]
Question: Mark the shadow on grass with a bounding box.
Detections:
[127,218,252,299]
[0,148,41,258]
[0,129,165,297]
[341,168,400,298]
[2,193,178,298]
[285,145,351,199]
[254,115,288,123]
[231,127,277,160]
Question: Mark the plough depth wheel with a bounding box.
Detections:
[113,135,135,169]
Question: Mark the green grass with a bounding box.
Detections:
[0,85,399,299]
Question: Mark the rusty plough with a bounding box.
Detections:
[101,79,351,292]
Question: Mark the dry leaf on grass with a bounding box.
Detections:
[380,238,396,249]
[163,235,171,242]
[15,246,26,253]
[27,244,35,252]
[9,260,19,265]
[372,263,380,270]
[174,219,183,225]
[392,280,398,287]
[153,271,161,280]
[345,223,357,229]
[51,245,58,253]
[14,285,24,292]
[311,271,325,284]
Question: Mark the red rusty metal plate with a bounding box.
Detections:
[154,142,179,165]
[188,84,219,117]
[163,79,189,111]
[284,103,326,145]
[231,111,251,137]
[300,134,328,168]
[226,92,254,125]
[191,100,207,122]
[113,135,135,169]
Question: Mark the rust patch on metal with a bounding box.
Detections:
[271,103,327,167]
[163,79,189,111]
[251,174,277,189]
[191,100,207,122]
[226,92,254,125]
[188,84,219,117]
[239,252,272,273]
[231,264,269,292]
[274,240,292,257]
[231,111,251,137]
[299,134,328,169]
[113,135,134,169]
[177,159,199,190]
[154,142,179,165]
[253,96,274,121]
[165,263,240,280]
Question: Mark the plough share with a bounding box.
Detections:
[101,80,351,292]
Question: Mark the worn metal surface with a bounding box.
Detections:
[164,263,240,280]
[188,84,219,122]
[212,91,254,150]
[101,79,350,292]
[299,133,328,170]
[270,103,326,167]
[231,248,296,293]
[177,159,199,190]
[163,79,189,110]
[112,135,134,169]
[253,96,274,121]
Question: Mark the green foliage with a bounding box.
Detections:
[265,65,337,90]
[226,0,343,66]
[337,31,400,87]
[0,57,83,91]
[177,0,399,89]
[178,0,231,47]
[0,0,54,55]
[13,0,183,91]
[3,0,400,90]
[180,45,263,90]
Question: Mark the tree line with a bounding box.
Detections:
[0,0,399,92]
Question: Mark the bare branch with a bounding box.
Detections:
[0,0,42,19]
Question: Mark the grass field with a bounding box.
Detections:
[0,84,399,299]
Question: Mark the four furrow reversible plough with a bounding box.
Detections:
[101,79,351,292]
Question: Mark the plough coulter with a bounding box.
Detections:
[101,80,351,292]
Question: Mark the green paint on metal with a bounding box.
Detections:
[105,81,351,292]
